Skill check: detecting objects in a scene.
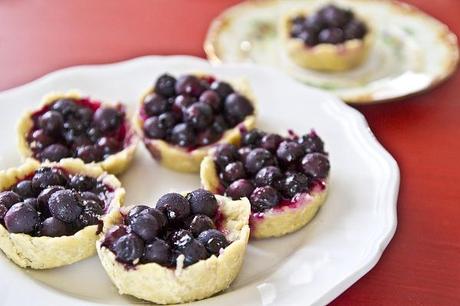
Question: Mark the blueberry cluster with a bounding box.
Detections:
[142,73,254,149]
[102,189,229,268]
[28,98,127,163]
[290,4,368,46]
[213,130,330,213]
[0,167,111,237]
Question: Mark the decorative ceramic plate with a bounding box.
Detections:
[0,56,399,305]
[205,0,459,103]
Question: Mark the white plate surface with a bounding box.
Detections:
[0,56,399,306]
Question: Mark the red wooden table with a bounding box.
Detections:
[1,0,459,304]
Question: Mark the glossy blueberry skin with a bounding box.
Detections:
[154,74,177,97]
[48,190,82,223]
[51,98,79,116]
[181,239,209,267]
[77,200,103,227]
[168,229,194,249]
[130,212,160,242]
[12,180,37,199]
[254,166,283,187]
[93,107,122,133]
[224,93,254,125]
[76,145,103,163]
[31,167,68,191]
[242,129,265,147]
[280,172,310,198]
[260,134,283,153]
[250,186,280,212]
[37,186,65,216]
[213,144,239,170]
[186,189,218,218]
[225,179,255,200]
[298,132,325,154]
[143,208,168,230]
[276,141,304,164]
[344,20,367,40]
[175,75,206,97]
[197,229,229,256]
[4,202,40,234]
[199,90,222,112]
[156,193,191,223]
[143,116,167,139]
[38,111,64,136]
[126,205,150,225]
[142,238,171,265]
[183,102,214,130]
[112,233,145,263]
[39,144,71,162]
[318,28,346,44]
[169,123,196,147]
[222,161,246,183]
[244,148,276,175]
[143,93,169,116]
[0,191,23,209]
[185,214,216,237]
[301,153,330,179]
[29,129,54,150]
[40,217,70,237]
[69,175,97,192]
[210,81,234,99]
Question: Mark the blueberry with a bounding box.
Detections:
[23,198,38,210]
[32,167,68,191]
[142,238,171,265]
[213,144,239,170]
[0,204,8,220]
[175,75,206,97]
[76,200,103,228]
[224,93,254,125]
[318,28,345,44]
[48,190,82,223]
[225,179,255,200]
[185,214,216,237]
[29,129,54,150]
[75,107,93,127]
[93,107,122,133]
[197,229,229,256]
[4,202,40,234]
[250,186,280,212]
[344,20,367,40]
[1,191,24,209]
[88,127,103,143]
[97,137,122,155]
[130,212,160,242]
[173,94,196,110]
[126,205,150,224]
[319,5,352,28]
[181,239,209,266]
[168,229,193,249]
[40,217,70,237]
[255,166,283,187]
[183,102,214,130]
[298,30,318,46]
[143,208,168,229]
[143,116,167,139]
[304,14,325,33]
[37,186,65,216]
[301,153,330,179]
[102,225,128,249]
[169,123,196,147]
[199,90,222,112]
[70,134,92,149]
[212,115,229,134]
[276,141,304,164]
[298,132,325,154]
[222,161,246,182]
[185,189,218,218]
[242,129,265,147]
[210,81,234,99]
[280,172,310,198]
[38,111,64,136]
[158,112,178,129]
[39,144,71,162]
[76,145,104,162]
[112,233,144,263]
[196,127,222,146]
[154,74,177,97]
[260,134,283,153]
[245,148,276,175]
[13,181,37,199]
[80,191,104,207]
[69,175,97,191]
[51,99,79,116]
[237,147,252,163]
[143,93,170,116]
[156,193,190,222]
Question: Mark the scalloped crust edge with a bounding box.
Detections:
[280,7,374,71]
[200,156,328,239]
[0,158,125,269]
[134,75,257,173]
[96,195,250,304]
[16,90,138,175]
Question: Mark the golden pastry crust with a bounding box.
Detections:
[96,195,250,304]
[17,91,138,175]
[0,159,125,269]
[135,76,257,173]
[280,9,374,72]
[200,156,328,239]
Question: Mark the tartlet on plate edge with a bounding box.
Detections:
[0,158,124,269]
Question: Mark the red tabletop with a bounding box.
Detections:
[1,0,459,304]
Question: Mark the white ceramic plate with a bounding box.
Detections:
[0,56,399,305]
[205,0,459,104]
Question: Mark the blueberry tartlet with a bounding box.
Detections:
[0,159,124,269]
[97,189,250,304]
[17,91,138,174]
[281,4,373,71]
[135,73,257,173]
[200,129,330,239]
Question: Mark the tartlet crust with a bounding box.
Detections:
[200,156,328,239]
[0,158,125,269]
[135,76,257,173]
[96,195,250,304]
[17,91,138,175]
[280,9,374,72]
